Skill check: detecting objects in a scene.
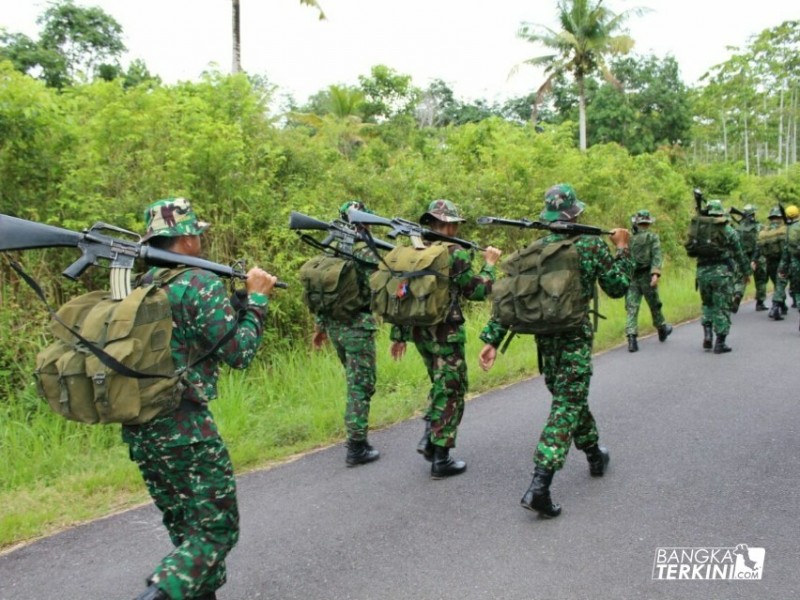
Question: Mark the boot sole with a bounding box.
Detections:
[520,502,562,518]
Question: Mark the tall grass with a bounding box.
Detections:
[0,266,714,548]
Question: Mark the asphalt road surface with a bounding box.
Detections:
[1,301,798,600]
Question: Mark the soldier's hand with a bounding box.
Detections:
[246,267,277,296]
[390,341,406,361]
[650,274,659,288]
[610,228,631,249]
[483,246,502,267]
[479,344,497,371]
[312,330,328,350]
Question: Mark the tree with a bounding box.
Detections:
[0,0,125,88]
[358,65,419,123]
[231,0,325,74]
[516,0,648,150]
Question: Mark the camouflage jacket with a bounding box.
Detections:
[480,234,633,346]
[122,268,267,446]
[390,244,496,344]
[696,224,752,277]
[316,240,380,332]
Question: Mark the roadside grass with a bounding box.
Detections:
[0,266,721,549]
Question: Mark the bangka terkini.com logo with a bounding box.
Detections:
[652,545,765,580]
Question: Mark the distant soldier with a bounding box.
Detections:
[624,209,672,352]
[755,207,786,311]
[732,204,760,313]
[689,199,751,353]
[770,205,800,327]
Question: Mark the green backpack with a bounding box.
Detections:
[298,255,365,321]
[369,243,452,326]
[491,238,585,335]
[757,225,786,258]
[34,270,187,425]
[630,232,653,269]
[684,215,728,258]
[736,221,759,256]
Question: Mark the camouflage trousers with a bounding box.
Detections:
[624,271,666,335]
[327,321,376,442]
[752,256,775,302]
[128,435,239,600]
[697,264,734,335]
[772,256,800,307]
[533,332,599,472]
[414,339,467,448]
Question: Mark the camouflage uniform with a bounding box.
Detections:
[315,240,379,443]
[625,212,668,338]
[391,244,495,448]
[481,235,632,471]
[693,201,751,343]
[733,209,760,307]
[755,213,785,305]
[772,220,800,316]
[124,199,268,600]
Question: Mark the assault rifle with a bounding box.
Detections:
[693,188,708,215]
[777,203,792,225]
[346,208,485,251]
[476,216,612,236]
[0,214,287,300]
[288,211,395,259]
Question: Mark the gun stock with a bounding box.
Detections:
[350,209,484,251]
[288,211,332,232]
[0,214,84,251]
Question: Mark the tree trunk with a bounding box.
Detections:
[578,75,587,151]
[232,0,242,74]
[743,112,750,175]
[778,85,784,164]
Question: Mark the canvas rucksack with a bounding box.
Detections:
[630,232,654,269]
[491,237,586,336]
[757,225,786,259]
[369,243,452,326]
[298,255,365,321]
[34,269,190,425]
[787,223,800,256]
[736,221,759,256]
[684,215,728,259]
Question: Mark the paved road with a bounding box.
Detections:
[1,302,798,600]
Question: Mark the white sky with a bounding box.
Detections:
[1,0,797,104]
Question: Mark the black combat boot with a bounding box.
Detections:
[755,300,767,311]
[731,292,743,314]
[520,466,561,518]
[192,593,217,600]
[768,303,784,320]
[584,445,610,477]
[133,584,169,600]
[702,324,713,349]
[345,439,380,467]
[713,334,732,354]
[416,419,433,462]
[430,446,466,479]
[627,334,638,353]
[657,324,673,342]
[780,301,789,315]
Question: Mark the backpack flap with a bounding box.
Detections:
[299,255,362,320]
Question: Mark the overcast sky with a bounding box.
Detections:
[1,0,797,104]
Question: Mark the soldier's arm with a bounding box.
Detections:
[728,228,752,277]
[450,246,496,301]
[479,318,508,348]
[186,270,267,369]
[580,237,632,299]
[650,234,663,276]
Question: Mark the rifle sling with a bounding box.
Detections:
[9,259,240,380]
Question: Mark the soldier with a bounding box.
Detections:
[478,184,632,518]
[732,204,760,313]
[128,198,278,600]
[624,209,672,352]
[770,205,800,326]
[756,207,786,312]
[389,200,502,479]
[692,199,751,353]
[311,201,381,467]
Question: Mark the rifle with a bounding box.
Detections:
[346,208,485,251]
[288,211,395,259]
[693,188,707,215]
[778,203,792,225]
[0,214,287,300]
[728,207,748,224]
[476,216,612,236]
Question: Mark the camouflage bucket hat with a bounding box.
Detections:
[540,184,585,222]
[420,199,465,224]
[706,199,725,216]
[742,203,756,214]
[768,206,782,218]
[340,200,372,221]
[634,209,655,224]
[142,197,209,241]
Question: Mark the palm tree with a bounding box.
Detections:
[516,0,648,150]
[232,0,325,74]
